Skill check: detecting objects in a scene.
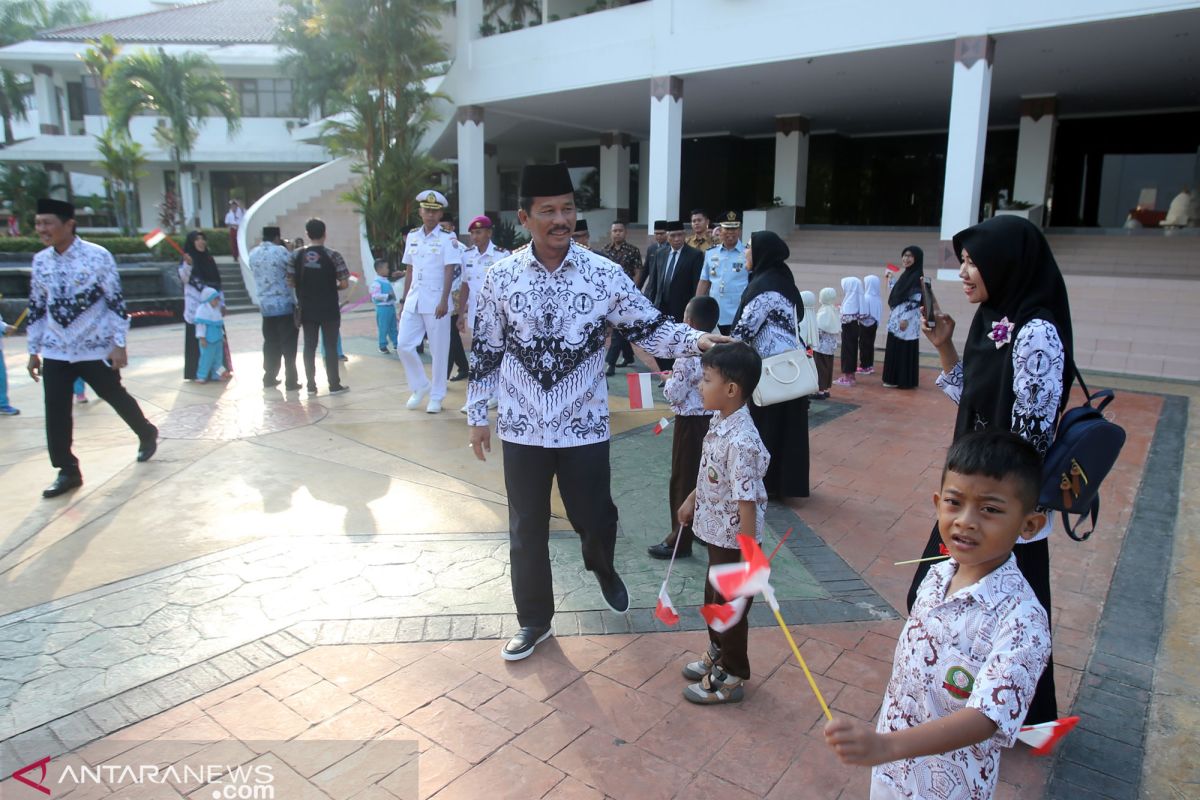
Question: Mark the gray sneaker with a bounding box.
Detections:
[682,643,721,681]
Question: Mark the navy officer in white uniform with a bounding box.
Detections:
[467,163,730,660]
[398,189,462,413]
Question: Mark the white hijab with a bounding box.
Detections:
[840,276,865,317]
[817,287,840,334]
[862,274,883,321]
[194,287,224,324]
[799,290,818,346]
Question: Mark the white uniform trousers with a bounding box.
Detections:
[397,309,451,401]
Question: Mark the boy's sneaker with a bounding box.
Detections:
[683,666,745,705]
[74,393,89,404]
[833,376,855,387]
[0,405,20,416]
[682,643,721,681]
[379,346,390,353]
[329,384,351,394]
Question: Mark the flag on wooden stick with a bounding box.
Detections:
[1017,717,1079,756]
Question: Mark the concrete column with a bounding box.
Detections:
[456,0,483,67]
[647,76,683,224]
[484,142,500,216]
[33,65,62,135]
[1013,96,1057,216]
[179,168,198,228]
[456,105,486,225]
[44,162,68,200]
[938,36,995,271]
[637,139,649,225]
[773,115,810,209]
[599,131,631,218]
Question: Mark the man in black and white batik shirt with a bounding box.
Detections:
[468,163,729,661]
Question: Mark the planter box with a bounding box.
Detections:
[995,205,1045,227]
[743,206,795,238]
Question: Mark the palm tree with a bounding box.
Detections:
[103,48,240,226]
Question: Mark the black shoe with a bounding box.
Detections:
[605,364,616,377]
[137,426,159,462]
[263,379,281,388]
[501,626,552,661]
[329,384,350,394]
[43,473,82,498]
[647,542,691,560]
[285,382,302,391]
[449,371,468,382]
[379,346,390,353]
[597,570,630,614]
[306,385,318,395]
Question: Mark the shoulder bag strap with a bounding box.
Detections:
[1062,497,1099,542]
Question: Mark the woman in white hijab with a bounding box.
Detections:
[812,287,840,399]
[835,277,864,386]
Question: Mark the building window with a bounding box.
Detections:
[234,79,296,118]
[82,76,103,116]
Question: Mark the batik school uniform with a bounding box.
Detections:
[883,247,925,390]
[875,555,1050,799]
[837,277,865,382]
[858,275,883,373]
[662,353,713,555]
[370,275,398,351]
[194,288,226,382]
[688,404,769,686]
[813,288,840,393]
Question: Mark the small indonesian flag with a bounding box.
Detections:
[143,228,167,248]
[349,274,360,283]
[654,417,671,435]
[627,372,655,410]
[1018,716,1079,756]
[654,586,679,626]
[938,543,950,556]
[708,534,772,600]
[700,597,748,633]
[886,262,900,273]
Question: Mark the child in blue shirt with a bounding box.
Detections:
[370,258,399,353]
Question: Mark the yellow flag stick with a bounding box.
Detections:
[893,554,950,566]
[766,589,832,721]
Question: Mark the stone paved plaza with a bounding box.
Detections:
[0,311,1197,799]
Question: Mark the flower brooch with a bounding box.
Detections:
[989,317,1013,349]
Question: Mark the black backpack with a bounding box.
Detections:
[1037,366,1127,541]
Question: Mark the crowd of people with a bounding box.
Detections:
[6,164,1078,797]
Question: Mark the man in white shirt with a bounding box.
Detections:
[224,199,245,260]
[26,198,159,498]
[398,189,461,414]
[467,163,729,661]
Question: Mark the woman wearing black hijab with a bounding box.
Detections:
[906,215,1074,725]
[180,231,223,380]
[881,246,924,389]
[731,230,809,500]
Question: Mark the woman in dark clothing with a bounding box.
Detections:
[731,231,809,500]
[881,246,924,389]
[906,215,1075,726]
[181,231,223,380]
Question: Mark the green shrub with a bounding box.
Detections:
[0,227,233,258]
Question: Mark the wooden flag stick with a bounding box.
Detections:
[12,307,29,328]
[771,605,832,720]
[893,554,951,566]
[767,528,793,561]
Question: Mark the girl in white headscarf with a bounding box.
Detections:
[812,287,840,398]
[835,277,865,386]
[858,275,883,374]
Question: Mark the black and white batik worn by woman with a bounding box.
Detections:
[906,214,1075,726]
[466,162,726,663]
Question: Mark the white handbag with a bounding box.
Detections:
[752,308,820,406]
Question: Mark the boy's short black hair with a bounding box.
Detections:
[374,258,389,271]
[685,295,719,332]
[942,431,1043,511]
[304,218,326,240]
[700,342,761,399]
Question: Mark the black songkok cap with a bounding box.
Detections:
[519,162,574,198]
[262,226,280,240]
[652,219,668,232]
[574,219,589,233]
[37,198,74,220]
[665,220,686,232]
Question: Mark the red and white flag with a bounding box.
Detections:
[654,585,679,626]
[142,228,166,248]
[1017,716,1079,756]
[653,417,671,435]
[700,597,748,632]
[627,372,655,410]
[886,262,901,273]
[708,534,772,600]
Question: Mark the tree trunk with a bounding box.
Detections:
[0,90,14,146]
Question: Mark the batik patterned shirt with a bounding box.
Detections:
[887,292,922,341]
[248,242,295,317]
[692,405,769,549]
[872,555,1050,800]
[731,291,800,357]
[598,241,643,282]
[27,237,130,362]
[467,241,702,447]
[663,354,710,417]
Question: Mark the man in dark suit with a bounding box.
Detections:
[641,219,703,371]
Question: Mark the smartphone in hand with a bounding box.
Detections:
[922,277,936,329]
